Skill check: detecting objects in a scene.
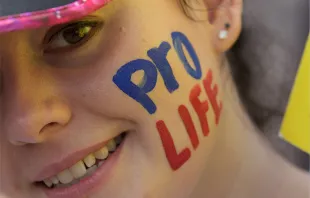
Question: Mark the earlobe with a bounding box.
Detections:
[179,0,243,52]
[204,0,243,52]
[218,23,230,40]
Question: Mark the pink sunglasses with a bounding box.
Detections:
[0,0,112,33]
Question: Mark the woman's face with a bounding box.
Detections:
[0,0,228,197]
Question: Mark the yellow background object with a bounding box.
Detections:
[280,36,310,154]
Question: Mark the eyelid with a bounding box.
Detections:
[41,19,104,54]
[42,15,103,45]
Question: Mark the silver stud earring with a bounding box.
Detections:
[219,23,230,40]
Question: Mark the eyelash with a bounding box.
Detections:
[42,20,103,54]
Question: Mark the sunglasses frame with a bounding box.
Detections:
[0,0,112,33]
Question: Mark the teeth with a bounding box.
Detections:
[83,154,96,168]
[42,134,125,188]
[106,140,116,152]
[98,161,104,167]
[55,179,79,188]
[94,147,109,160]
[43,179,53,188]
[85,165,98,176]
[79,165,98,180]
[55,183,72,188]
[56,169,74,184]
[50,176,59,185]
[69,160,87,179]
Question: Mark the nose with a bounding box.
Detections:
[2,66,72,146]
[5,98,72,145]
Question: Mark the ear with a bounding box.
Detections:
[205,0,243,53]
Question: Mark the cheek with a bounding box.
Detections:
[112,31,224,172]
[155,70,223,171]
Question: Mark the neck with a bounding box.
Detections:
[190,71,309,198]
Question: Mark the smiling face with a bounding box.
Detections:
[0,0,243,198]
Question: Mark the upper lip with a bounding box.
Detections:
[33,136,116,182]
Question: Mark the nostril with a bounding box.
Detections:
[47,122,58,127]
[39,122,59,135]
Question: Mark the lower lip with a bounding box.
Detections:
[42,137,126,198]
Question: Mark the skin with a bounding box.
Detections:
[0,0,309,198]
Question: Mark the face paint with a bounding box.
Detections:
[147,42,180,93]
[156,120,192,171]
[113,59,158,114]
[113,32,201,114]
[179,105,200,150]
[203,70,223,125]
[113,32,223,171]
[190,84,210,137]
[156,70,222,171]
[172,32,202,80]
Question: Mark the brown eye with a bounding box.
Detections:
[62,25,91,44]
[43,21,102,53]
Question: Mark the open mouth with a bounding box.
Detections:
[36,132,127,189]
